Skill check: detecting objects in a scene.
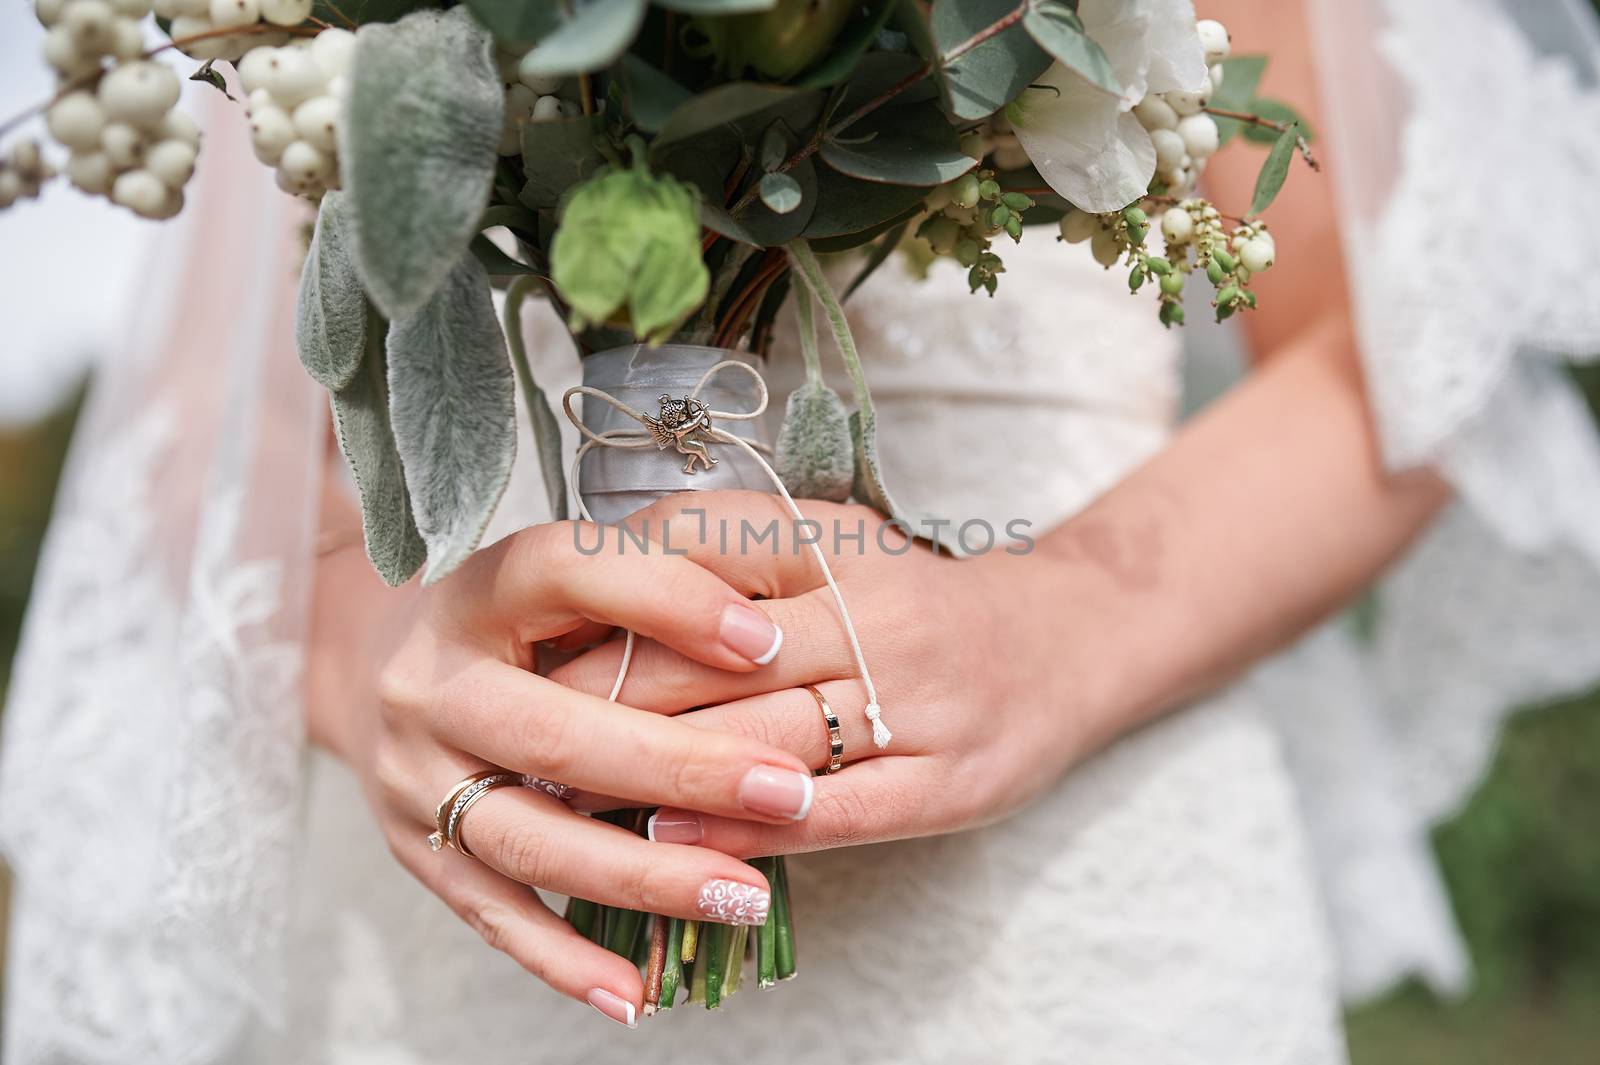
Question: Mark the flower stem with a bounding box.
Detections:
[565,896,598,941]
[754,858,778,988]
[773,856,797,981]
[680,918,700,963]
[723,924,749,997]
[503,276,570,521]
[644,914,669,1014]
[687,934,708,1004]
[657,917,685,1011]
[702,922,730,1008]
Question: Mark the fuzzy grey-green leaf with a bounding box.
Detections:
[296,190,366,391]
[776,382,854,501]
[387,254,517,584]
[332,305,426,587]
[343,8,503,319]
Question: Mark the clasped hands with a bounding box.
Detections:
[350,490,1087,1019]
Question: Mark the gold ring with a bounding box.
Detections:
[429,769,516,855]
[803,684,844,774]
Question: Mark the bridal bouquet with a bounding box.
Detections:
[4,0,1312,1013]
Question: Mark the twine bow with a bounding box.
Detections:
[562,360,891,749]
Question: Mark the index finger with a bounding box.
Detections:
[430,658,817,824]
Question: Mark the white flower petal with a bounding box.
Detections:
[1011,65,1156,212]
[1079,0,1208,108]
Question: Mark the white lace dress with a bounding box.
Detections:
[5,1,1600,1062]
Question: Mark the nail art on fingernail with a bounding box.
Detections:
[646,809,703,845]
[696,879,770,926]
[586,987,638,1028]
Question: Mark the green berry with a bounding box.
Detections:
[1159,301,1185,328]
[1158,272,1183,296]
[954,238,981,267]
[1145,256,1173,276]
[1205,258,1225,285]
[978,178,1001,201]
[1004,216,1022,241]
[1129,266,1146,292]
[1000,191,1033,211]
[951,173,981,209]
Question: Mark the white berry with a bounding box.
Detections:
[159,109,201,148]
[1160,207,1193,243]
[259,0,310,26]
[1239,237,1274,273]
[1058,209,1098,244]
[36,0,67,26]
[1177,113,1219,160]
[146,139,197,187]
[65,1,116,51]
[237,46,277,93]
[1090,225,1121,268]
[1164,88,1207,116]
[1196,19,1230,66]
[309,26,356,77]
[531,94,563,122]
[1132,95,1178,132]
[279,138,330,183]
[1150,128,1184,171]
[248,105,295,164]
[265,46,324,106]
[110,0,153,15]
[516,54,563,95]
[100,121,145,167]
[112,167,166,215]
[208,0,257,30]
[110,16,144,58]
[292,95,339,152]
[99,60,181,129]
[47,91,107,152]
[0,171,23,208]
[68,150,114,193]
[43,25,97,76]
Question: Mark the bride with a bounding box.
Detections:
[5,0,1600,1061]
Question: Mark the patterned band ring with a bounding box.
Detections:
[446,772,522,859]
[802,684,844,775]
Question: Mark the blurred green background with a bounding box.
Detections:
[1,376,1597,1059]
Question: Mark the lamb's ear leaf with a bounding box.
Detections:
[343,7,503,319]
[386,254,517,584]
[295,190,366,391]
[331,303,427,587]
[776,382,855,502]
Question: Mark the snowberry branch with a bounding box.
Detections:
[1203,106,1321,171]
[940,0,1028,65]
[0,21,310,139]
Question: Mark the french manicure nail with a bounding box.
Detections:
[738,765,813,821]
[586,987,638,1028]
[720,603,783,665]
[647,809,703,845]
[696,878,771,926]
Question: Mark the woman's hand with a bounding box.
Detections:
[547,491,1090,857]
[308,514,817,1026]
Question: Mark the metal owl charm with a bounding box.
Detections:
[642,394,719,474]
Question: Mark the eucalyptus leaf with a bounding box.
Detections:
[1208,54,1266,145]
[343,8,503,319]
[1021,2,1119,96]
[1242,99,1313,145]
[519,113,606,209]
[776,382,855,502]
[387,254,517,584]
[464,0,562,43]
[470,233,538,276]
[794,0,897,87]
[655,0,777,10]
[651,83,816,151]
[819,101,974,186]
[804,164,928,238]
[619,54,691,134]
[931,0,1052,121]
[518,0,647,77]
[758,171,803,214]
[809,203,922,251]
[727,156,818,244]
[296,190,366,391]
[1249,121,1298,217]
[331,305,426,587]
